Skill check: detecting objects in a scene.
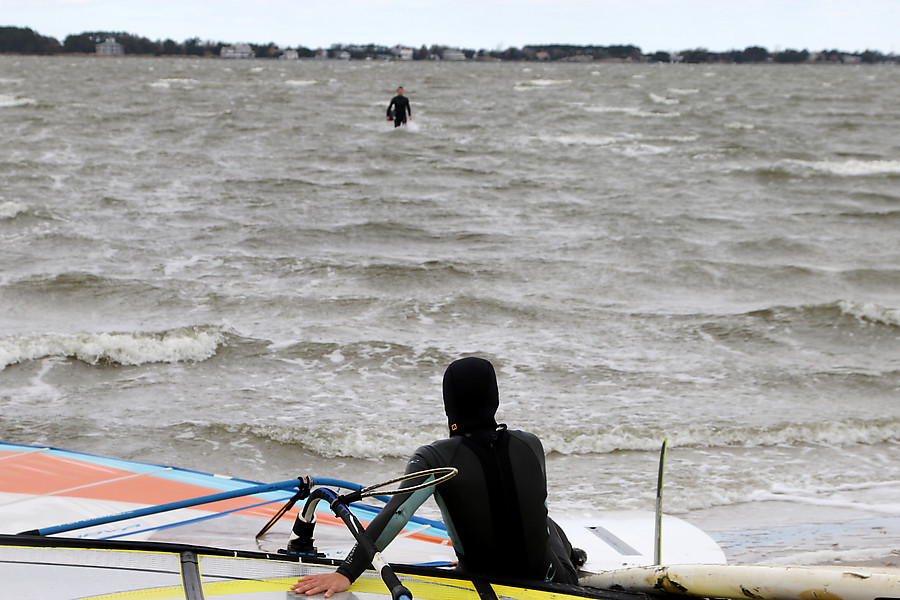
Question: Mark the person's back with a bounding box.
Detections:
[418,426,566,581]
[291,357,578,597]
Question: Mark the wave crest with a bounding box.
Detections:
[538,418,900,455]
[0,325,230,370]
[838,300,900,327]
[231,417,900,459]
[755,159,900,178]
[745,300,899,330]
[231,423,445,459]
[0,201,29,220]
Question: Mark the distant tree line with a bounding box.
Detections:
[664,46,893,64]
[0,26,896,64]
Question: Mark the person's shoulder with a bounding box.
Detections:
[507,429,545,450]
[418,437,461,454]
[507,428,539,441]
[409,437,459,465]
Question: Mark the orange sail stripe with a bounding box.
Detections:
[0,451,451,546]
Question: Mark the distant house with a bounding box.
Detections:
[392,45,414,61]
[220,43,255,59]
[96,38,124,55]
[442,48,466,61]
[280,49,299,60]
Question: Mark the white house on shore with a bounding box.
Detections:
[96,38,124,55]
[392,46,414,60]
[221,43,255,59]
[442,48,466,61]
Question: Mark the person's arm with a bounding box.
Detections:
[335,456,435,581]
[386,98,395,120]
[292,450,436,593]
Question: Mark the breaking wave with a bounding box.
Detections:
[514,79,571,90]
[0,201,28,219]
[755,159,900,178]
[838,300,900,327]
[0,93,36,108]
[0,325,230,370]
[745,300,900,329]
[795,159,900,177]
[536,418,900,455]
[230,416,900,459]
[583,104,680,118]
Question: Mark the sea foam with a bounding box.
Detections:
[236,416,900,459]
[791,159,900,177]
[0,326,228,370]
[0,94,35,108]
[0,201,28,219]
[535,418,900,455]
[838,300,900,327]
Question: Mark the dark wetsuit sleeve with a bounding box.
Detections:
[386,98,395,117]
[335,448,437,582]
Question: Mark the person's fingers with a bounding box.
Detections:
[291,573,349,597]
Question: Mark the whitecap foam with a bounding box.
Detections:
[838,300,900,327]
[649,92,679,105]
[668,87,699,96]
[0,94,36,108]
[789,159,900,177]
[534,418,900,455]
[613,143,673,157]
[584,105,680,119]
[235,422,444,459]
[286,80,317,86]
[0,326,229,370]
[543,134,621,147]
[514,79,571,90]
[0,201,28,219]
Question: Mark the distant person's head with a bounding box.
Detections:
[443,357,499,436]
[397,86,404,95]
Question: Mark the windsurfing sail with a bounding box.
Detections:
[0,442,726,571]
[0,442,453,565]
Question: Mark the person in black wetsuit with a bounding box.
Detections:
[386,86,412,127]
[291,357,581,597]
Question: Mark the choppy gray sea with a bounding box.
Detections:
[2,56,899,565]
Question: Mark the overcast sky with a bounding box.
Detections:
[2,0,897,53]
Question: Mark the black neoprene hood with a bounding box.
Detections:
[442,357,499,436]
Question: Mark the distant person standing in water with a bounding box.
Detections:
[386,86,412,127]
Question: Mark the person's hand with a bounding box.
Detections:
[291,572,351,597]
[386,116,392,121]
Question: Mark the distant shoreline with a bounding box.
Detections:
[1,53,896,66]
[1,26,896,64]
